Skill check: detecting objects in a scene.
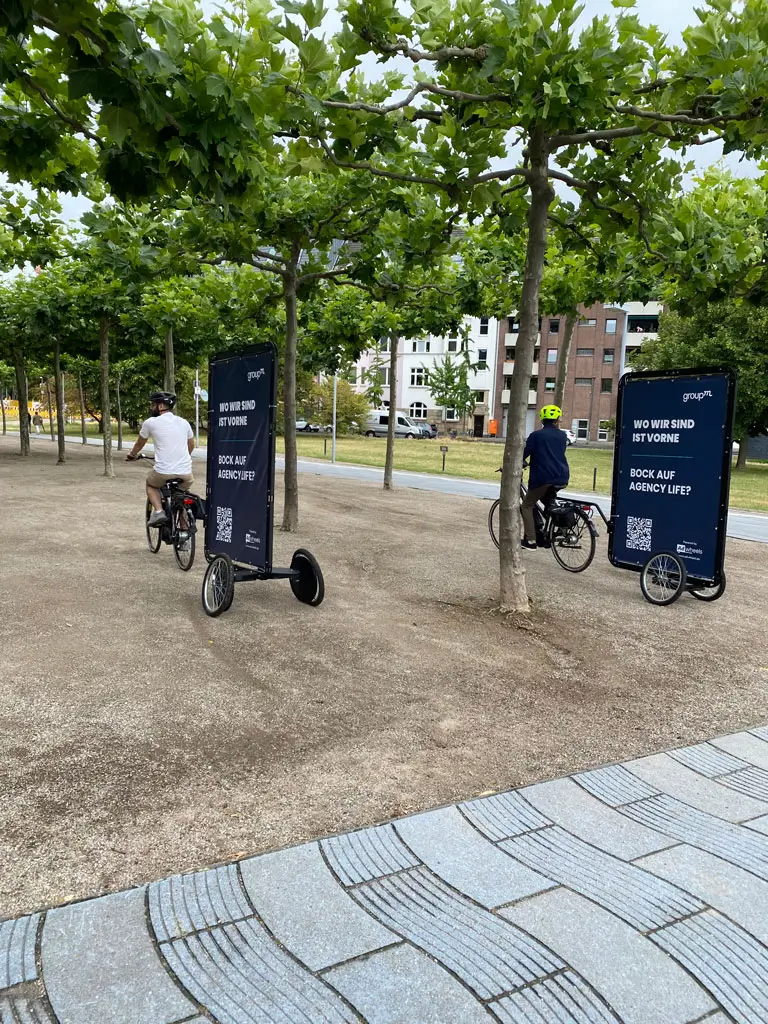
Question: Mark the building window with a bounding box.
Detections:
[576,419,589,439]
[409,402,428,419]
[411,339,430,353]
[598,419,611,441]
[474,391,485,403]
[379,337,391,353]
[579,318,597,327]
[601,378,613,394]
[344,367,357,384]
[605,318,617,334]
[576,347,594,357]
[477,349,488,368]
[445,407,458,420]
[575,377,592,386]
[447,338,458,352]
[505,347,515,360]
[508,317,519,332]
[378,367,390,386]
[479,317,489,335]
[603,349,615,363]
[546,348,558,364]
[549,319,560,334]
[504,376,513,389]
[410,367,429,386]
[545,378,556,391]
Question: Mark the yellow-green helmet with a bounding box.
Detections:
[539,404,562,421]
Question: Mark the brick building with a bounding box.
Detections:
[492,301,661,441]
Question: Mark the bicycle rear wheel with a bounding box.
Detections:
[145,500,162,553]
[173,509,196,571]
[488,499,500,549]
[202,554,235,616]
[689,572,726,602]
[641,552,687,606]
[550,508,596,573]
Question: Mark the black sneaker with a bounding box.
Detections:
[522,539,538,550]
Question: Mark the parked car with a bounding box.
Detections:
[563,428,576,446]
[364,410,422,439]
[296,419,320,432]
[419,422,438,438]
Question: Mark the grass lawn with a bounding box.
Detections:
[278,435,768,512]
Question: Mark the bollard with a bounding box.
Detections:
[324,436,328,457]
[593,466,597,491]
[440,444,448,472]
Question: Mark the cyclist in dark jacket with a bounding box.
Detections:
[521,405,570,549]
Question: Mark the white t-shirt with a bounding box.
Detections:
[140,412,194,475]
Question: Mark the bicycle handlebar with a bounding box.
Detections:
[126,453,153,462]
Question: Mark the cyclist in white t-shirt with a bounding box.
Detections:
[126,391,195,526]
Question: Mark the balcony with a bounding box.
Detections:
[625,331,657,347]
[500,388,539,406]
[504,332,540,346]
[503,360,539,376]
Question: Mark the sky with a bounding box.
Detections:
[56,0,757,223]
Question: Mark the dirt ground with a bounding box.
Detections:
[1,435,768,919]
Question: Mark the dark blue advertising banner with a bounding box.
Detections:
[609,370,736,582]
[205,344,277,571]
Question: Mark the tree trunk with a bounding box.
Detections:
[54,340,66,464]
[498,128,554,614]
[13,352,30,456]
[553,313,576,409]
[100,318,114,478]
[383,335,399,490]
[164,326,175,393]
[736,435,748,470]
[116,373,123,451]
[78,372,87,444]
[46,375,54,441]
[281,248,301,531]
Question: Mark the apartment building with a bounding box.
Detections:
[350,317,500,435]
[492,301,662,442]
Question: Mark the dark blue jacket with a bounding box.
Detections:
[524,424,570,490]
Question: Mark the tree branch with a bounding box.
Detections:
[18,73,103,145]
[313,79,513,116]
[613,103,756,127]
[547,214,596,251]
[315,135,454,190]
[361,33,487,63]
[465,166,531,185]
[254,247,286,264]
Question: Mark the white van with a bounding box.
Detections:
[364,410,421,439]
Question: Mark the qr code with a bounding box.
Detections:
[626,516,652,551]
[215,506,233,543]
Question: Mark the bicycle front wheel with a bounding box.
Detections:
[641,552,687,606]
[173,510,196,571]
[550,508,596,573]
[202,554,235,616]
[145,500,162,553]
[488,499,500,549]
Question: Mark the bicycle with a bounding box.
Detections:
[127,455,206,572]
[488,465,601,573]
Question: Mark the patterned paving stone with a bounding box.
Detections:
[500,826,704,930]
[743,814,768,836]
[620,794,768,879]
[638,845,768,945]
[160,919,360,1024]
[321,825,419,886]
[347,865,564,1000]
[459,790,551,840]
[394,806,555,908]
[669,741,747,777]
[149,864,253,941]
[239,842,397,971]
[0,993,56,1024]
[500,888,716,1024]
[521,778,673,859]
[711,731,768,769]
[749,725,768,742]
[573,764,660,806]
[719,766,768,802]
[324,942,492,1023]
[652,910,768,1024]
[0,916,39,989]
[491,971,621,1024]
[42,888,195,1024]
[625,752,768,821]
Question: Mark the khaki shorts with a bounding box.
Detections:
[147,469,193,490]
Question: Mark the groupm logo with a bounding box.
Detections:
[682,390,712,402]
[247,368,265,382]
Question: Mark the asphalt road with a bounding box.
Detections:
[18,433,768,544]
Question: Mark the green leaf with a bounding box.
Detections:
[278,17,303,46]
[100,105,138,147]
[298,36,335,74]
